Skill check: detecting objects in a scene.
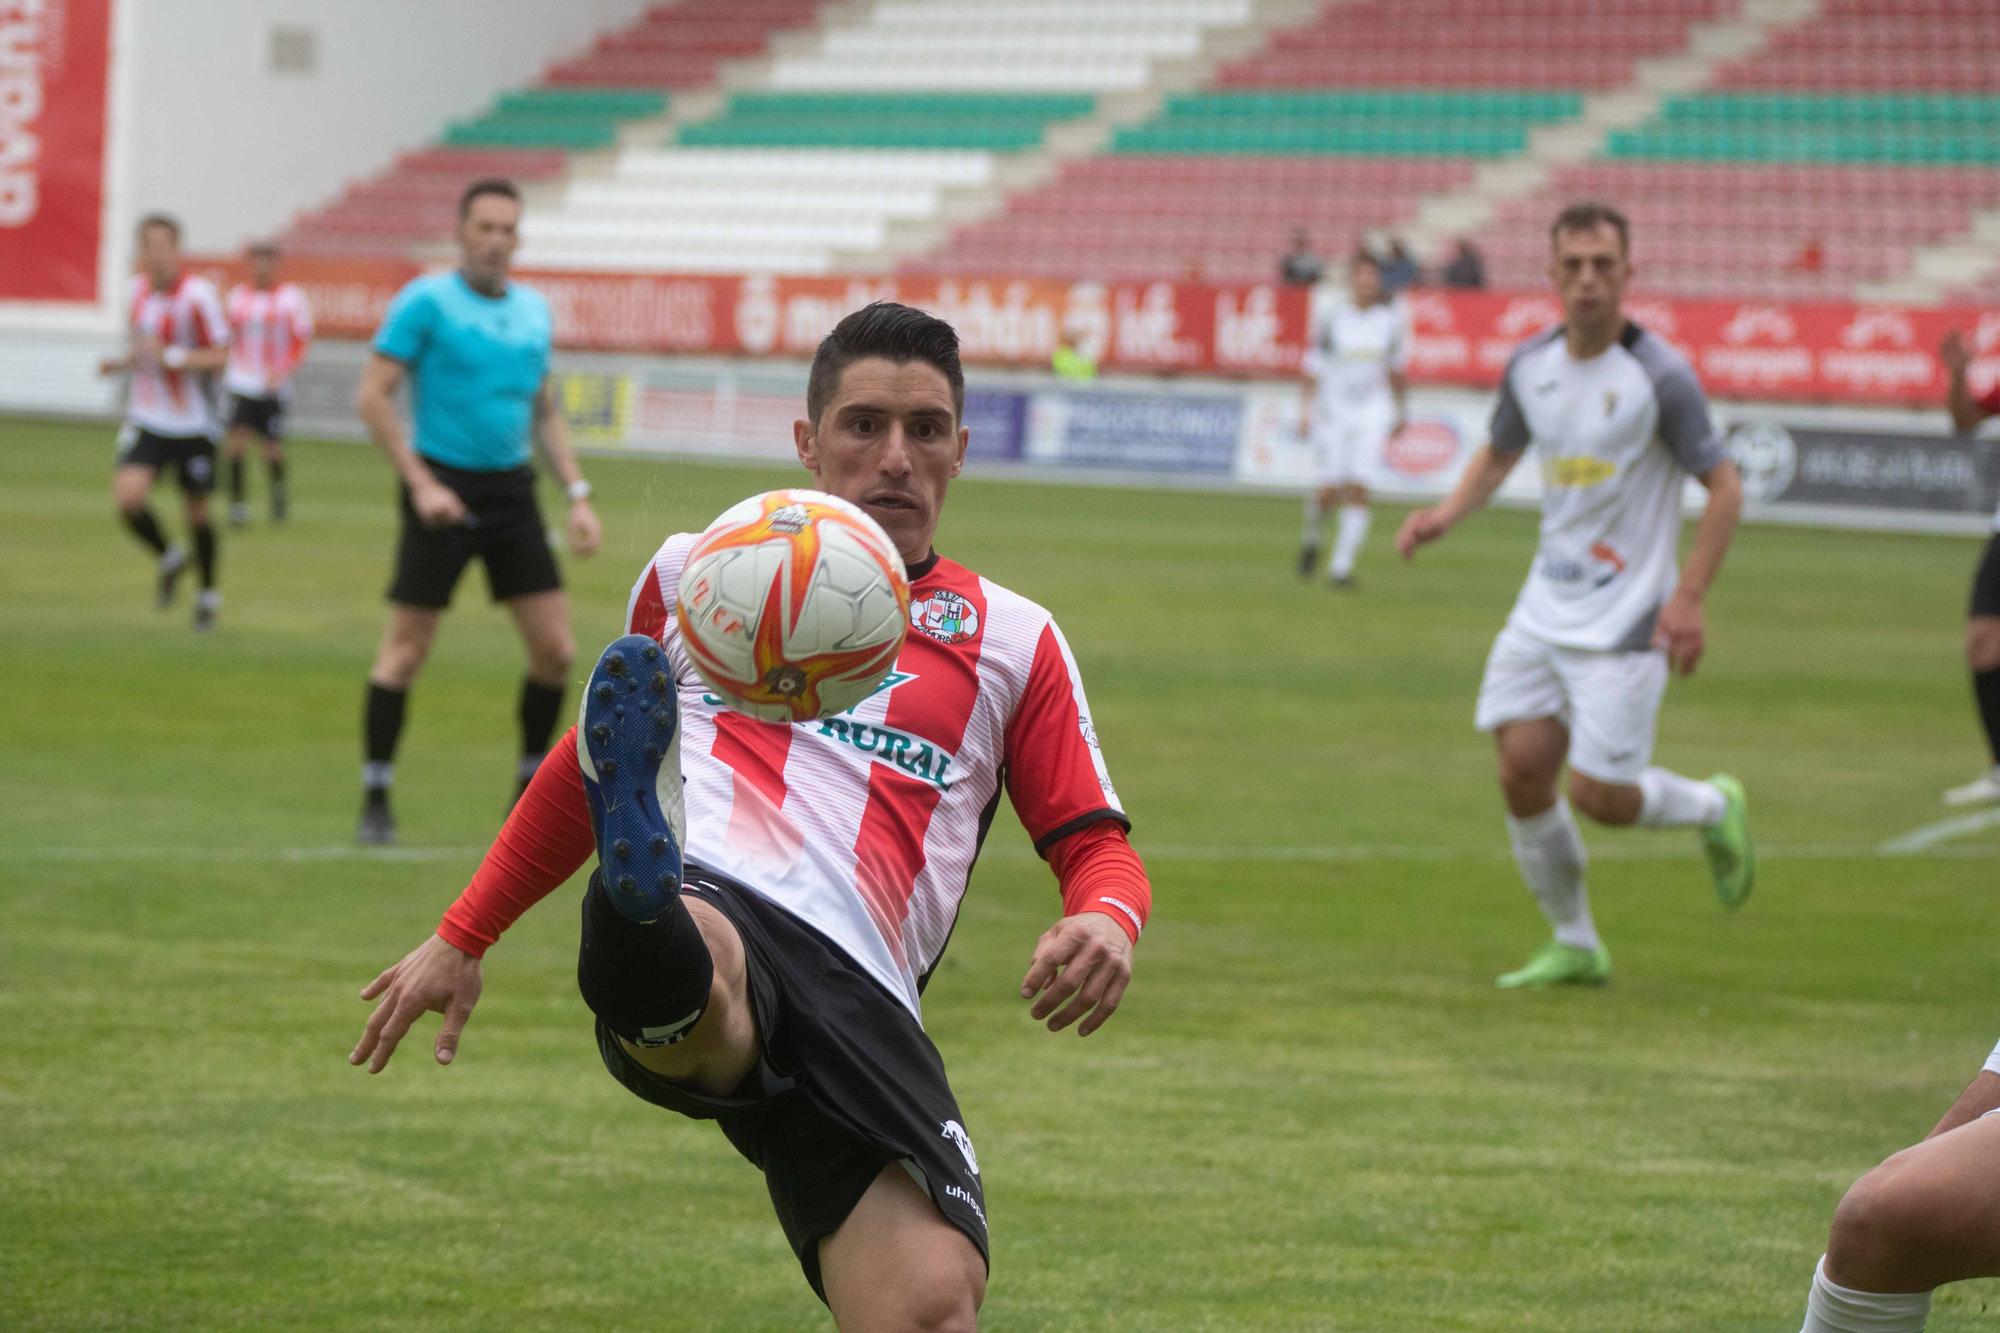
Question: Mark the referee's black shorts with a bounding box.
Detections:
[387,461,561,609]
[1974,533,2000,620]
[591,866,991,1303]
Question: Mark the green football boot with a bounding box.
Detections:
[1495,940,1611,990]
[1701,774,1755,911]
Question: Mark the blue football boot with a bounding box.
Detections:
[577,635,685,923]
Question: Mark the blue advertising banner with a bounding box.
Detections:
[1033,390,1242,474]
[962,390,1027,462]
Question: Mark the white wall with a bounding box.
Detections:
[118,0,651,251]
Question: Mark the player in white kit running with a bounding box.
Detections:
[1396,202,1756,988]
[1297,250,1409,588]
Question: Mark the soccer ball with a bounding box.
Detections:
[675,489,910,723]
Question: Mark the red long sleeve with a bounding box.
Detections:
[1047,820,1151,943]
[437,727,595,957]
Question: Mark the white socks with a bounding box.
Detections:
[1637,767,1726,828]
[1800,1255,1931,1332]
[1506,800,1598,950]
[1330,505,1370,580]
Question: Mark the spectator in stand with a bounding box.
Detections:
[1379,237,1421,298]
[1441,238,1487,290]
[1278,228,1323,287]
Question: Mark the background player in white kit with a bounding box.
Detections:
[222,242,314,526]
[99,213,232,631]
[1297,249,1408,588]
[1396,202,1756,989]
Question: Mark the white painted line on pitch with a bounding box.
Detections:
[1880,807,2000,855]
[0,844,490,865]
[4,840,1995,867]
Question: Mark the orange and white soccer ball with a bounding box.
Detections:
[675,489,910,723]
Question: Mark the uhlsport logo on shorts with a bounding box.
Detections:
[941,1119,979,1177]
[910,590,979,645]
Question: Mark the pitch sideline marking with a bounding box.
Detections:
[3,840,1996,866]
[1879,807,2000,855]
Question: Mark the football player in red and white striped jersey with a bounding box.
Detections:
[222,242,313,525]
[99,214,232,629]
[351,304,1151,1327]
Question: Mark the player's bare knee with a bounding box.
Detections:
[1969,619,2000,672]
[875,1256,983,1333]
[1567,773,1637,825]
[1827,1158,1934,1284]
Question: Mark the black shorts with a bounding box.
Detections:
[226,393,287,440]
[1974,533,2000,619]
[593,867,991,1302]
[116,426,217,494]
[386,461,561,608]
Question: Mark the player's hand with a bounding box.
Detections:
[1395,506,1453,560]
[1942,330,1973,376]
[1020,912,1133,1037]
[567,499,602,558]
[97,357,126,377]
[350,933,484,1073]
[1653,594,1706,676]
[411,478,469,528]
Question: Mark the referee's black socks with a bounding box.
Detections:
[363,682,407,798]
[577,871,712,1048]
[518,678,565,781]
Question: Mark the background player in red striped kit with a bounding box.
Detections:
[349,304,1151,1331]
[99,213,231,631]
[222,242,313,526]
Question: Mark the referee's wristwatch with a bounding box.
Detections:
[566,479,594,503]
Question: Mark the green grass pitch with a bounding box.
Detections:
[2,416,1997,1331]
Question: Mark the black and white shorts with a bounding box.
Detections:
[1973,534,2000,620]
[386,461,560,608]
[116,425,218,494]
[226,392,288,440]
[592,866,991,1302]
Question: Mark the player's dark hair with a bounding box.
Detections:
[1550,201,1630,255]
[458,177,521,220]
[1349,248,1382,271]
[136,212,181,243]
[246,240,279,258]
[806,301,965,426]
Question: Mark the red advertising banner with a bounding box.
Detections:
[188,252,1998,409]
[0,0,112,302]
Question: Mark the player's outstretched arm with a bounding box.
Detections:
[1021,912,1133,1037]
[351,933,483,1073]
[1654,459,1743,677]
[1395,444,1520,559]
[349,731,597,1073]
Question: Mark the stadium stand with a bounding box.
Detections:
[282,0,825,260]
[280,0,2000,306]
[510,1,1265,274]
[1477,1,2000,300]
[905,0,1729,285]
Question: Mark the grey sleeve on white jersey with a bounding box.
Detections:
[1488,337,1546,455]
[1631,331,1730,476]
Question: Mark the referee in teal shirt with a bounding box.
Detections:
[354,178,602,845]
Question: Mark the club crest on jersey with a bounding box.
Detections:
[910,590,979,645]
